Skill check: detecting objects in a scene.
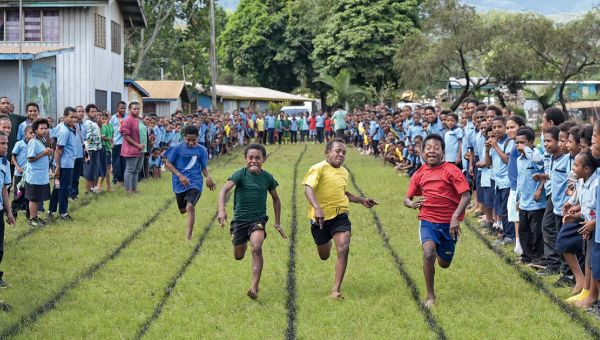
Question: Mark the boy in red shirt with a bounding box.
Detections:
[404,134,470,308]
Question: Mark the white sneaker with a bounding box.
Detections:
[514,239,523,256]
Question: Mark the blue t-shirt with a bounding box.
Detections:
[73,123,84,158]
[149,156,163,168]
[109,114,126,145]
[56,123,77,169]
[516,149,546,211]
[444,127,464,163]
[550,153,573,216]
[408,124,426,143]
[17,120,31,141]
[164,143,208,194]
[508,147,520,190]
[0,157,10,208]
[490,135,514,190]
[316,115,325,128]
[265,115,275,129]
[12,139,28,176]
[428,118,444,136]
[25,138,50,185]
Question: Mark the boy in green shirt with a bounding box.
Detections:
[218,144,286,299]
[98,112,114,192]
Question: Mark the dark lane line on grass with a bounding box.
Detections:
[284,144,307,340]
[6,151,242,248]
[0,199,174,339]
[134,194,232,339]
[464,219,600,338]
[346,167,448,340]
[6,193,98,247]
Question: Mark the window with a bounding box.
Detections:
[0,9,59,42]
[95,90,107,111]
[94,13,106,48]
[110,92,121,115]
[24,10,42,41]
[43,10,59,41]
[111,21,121,54]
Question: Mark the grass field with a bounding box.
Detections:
[0,143,599,339]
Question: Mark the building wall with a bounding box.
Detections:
[0,61,19,108]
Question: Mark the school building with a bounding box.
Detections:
[0,0,146,119]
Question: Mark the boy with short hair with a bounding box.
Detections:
[218,144,286,300]
[404,134,470,307]
[303,139,377,299]
[164,125,216,241]
[25,118,52,226]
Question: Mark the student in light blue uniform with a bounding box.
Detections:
[408,112,426,144]
[12,127,32,187]
[515,128,546,264]
[0,131,16,288]
[25,118,52,226]
[443,113,463,165]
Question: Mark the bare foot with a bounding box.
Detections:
[247,288,258,300]
[571,285,583,296]
[330,291,344,300]
[187,233,193,241]
[575,297,596,309]
[425,298,436,308]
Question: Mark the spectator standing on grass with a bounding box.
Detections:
[11,127,32,191]
[316,111,325,144]
[218,143,285,300]
[110,101,127,185]
[25,118,52,227]
[98,112,113,192]
[303,138,377,299]
[82,104,103,194]
[48,107,78,222]
[0,131,15,289]
[266,112,275,145]
[164,125,215,241]
[70,106,86,200]
[120,102,146,194]
[404,134,470,308]
[332,105,348,140]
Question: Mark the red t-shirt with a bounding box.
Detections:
[325,118,332,132]
[309,117,316,130]
[406,162,470,223]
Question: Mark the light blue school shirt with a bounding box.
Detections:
[578,173,598,222]
[516,148,546,211]
[316,115,325,128]
[56,123,77,169]
[444,127,464,163]
[73,123,84,158]
[265,115,275,129]
[12,139,28,176]
[427,118,444,136]
[17,120,31,141]
[0,157,10,208]
[25,137,50,185]
[109,114,127,145]
[490,134,514,189]
[408,124,426,143]
[550,153,573,216]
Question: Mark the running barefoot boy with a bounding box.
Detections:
[303,138,377,300]
[404,134,470,308]
[218,144,286,300]
[164,125,216,241]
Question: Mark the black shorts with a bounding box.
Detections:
[24,183,51,202]
[175,189,201,210]
[311,213,352,245]
[230,217,268,246]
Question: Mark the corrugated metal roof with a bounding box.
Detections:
[136,80,187,101]
[0,45,74,60]
[197,84,313,102]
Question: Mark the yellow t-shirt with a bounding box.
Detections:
[256,118,264,131]
[302,160,349,221]
[224,124,231,136]
[395,147,403,161]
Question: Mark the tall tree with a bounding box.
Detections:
[313,0,419,89]
[314,69,366,111]
[517,10,600,114]
[218,0,298,91]
[394,0,494,110]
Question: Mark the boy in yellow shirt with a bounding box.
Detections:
[303,138,377,299]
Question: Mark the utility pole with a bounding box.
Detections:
[209,0,218,110]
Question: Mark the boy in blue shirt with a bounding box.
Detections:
[485,116,515,245]
[12,127,33,189]
[164,125,216,241]
[0,131,16,288]
[515,128,546,264]
[149,148,163,179]
[48,107,79,221]
[25,118,52,227]
[443,113,463,166]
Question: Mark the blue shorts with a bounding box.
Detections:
[475,171,484,202]
[556,221,584,255]
[481,186,493,209]
[494,187,510,217]
[592,242,600,280]
[419,220,457,262]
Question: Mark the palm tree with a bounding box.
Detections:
[314,69,365,112]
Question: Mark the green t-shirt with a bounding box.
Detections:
[138,119,148,153]
[332,110,347,130]
[229,167,278,222]
[282,119,291,129]
[101,124,114,150]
